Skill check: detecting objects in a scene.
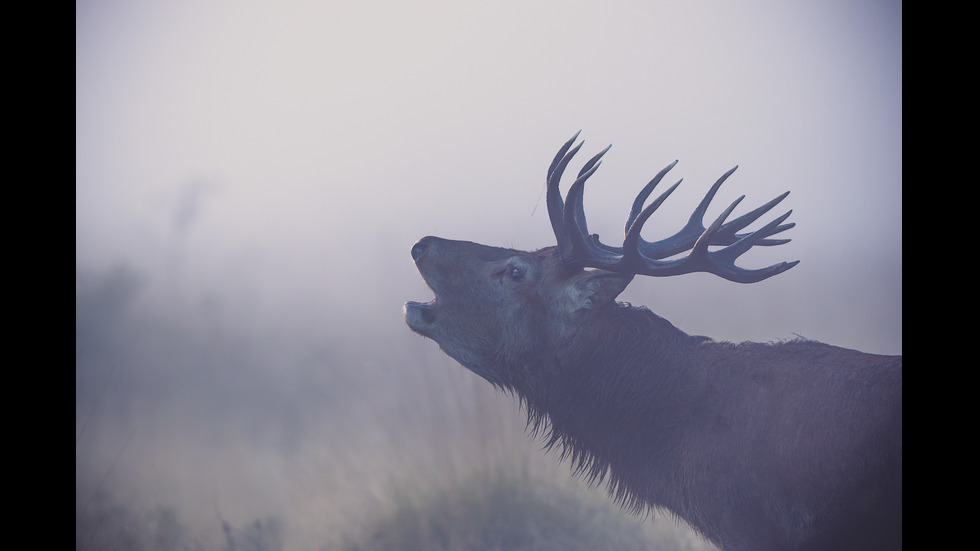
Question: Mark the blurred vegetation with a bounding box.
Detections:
[340,470,654,551]
[76,492,283,551]
[77,470,712,551]
[76,493,205,551]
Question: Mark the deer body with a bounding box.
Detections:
[404,134,902,551]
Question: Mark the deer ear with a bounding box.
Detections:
[567,270,635,312]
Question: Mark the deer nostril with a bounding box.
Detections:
[411,240,427,261]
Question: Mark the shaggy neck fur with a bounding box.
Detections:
[508,303,704,513]
[493,301,902,551]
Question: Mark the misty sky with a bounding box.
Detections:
[76,1,900,548]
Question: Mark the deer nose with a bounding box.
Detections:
[411,239,428,261]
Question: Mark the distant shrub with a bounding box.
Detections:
[76,493,283,551]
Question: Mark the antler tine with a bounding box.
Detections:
[548,130,581,183]
[676,197,799,283]
[570,145,613,235]
[562,157,623,266]
[578,144,612,178]
[633,166,736,259]
[547,132,584,254]
[577,160,683,259]
[623,180,683,258]
[626,160,680,233]
[690,195,747,259]
[713,190,794,246]
[712,209,796,266]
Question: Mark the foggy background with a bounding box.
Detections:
[76,1,901,549]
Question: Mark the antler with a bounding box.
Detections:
[546,132,799,284]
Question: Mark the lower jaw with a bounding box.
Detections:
[404,302,437,331]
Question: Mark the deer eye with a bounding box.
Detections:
[509,267,524,282]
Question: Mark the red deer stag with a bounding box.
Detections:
[404,132,902,551]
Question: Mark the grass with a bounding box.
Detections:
[339,467,707,551]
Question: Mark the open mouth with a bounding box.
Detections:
[405,238,440,330]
